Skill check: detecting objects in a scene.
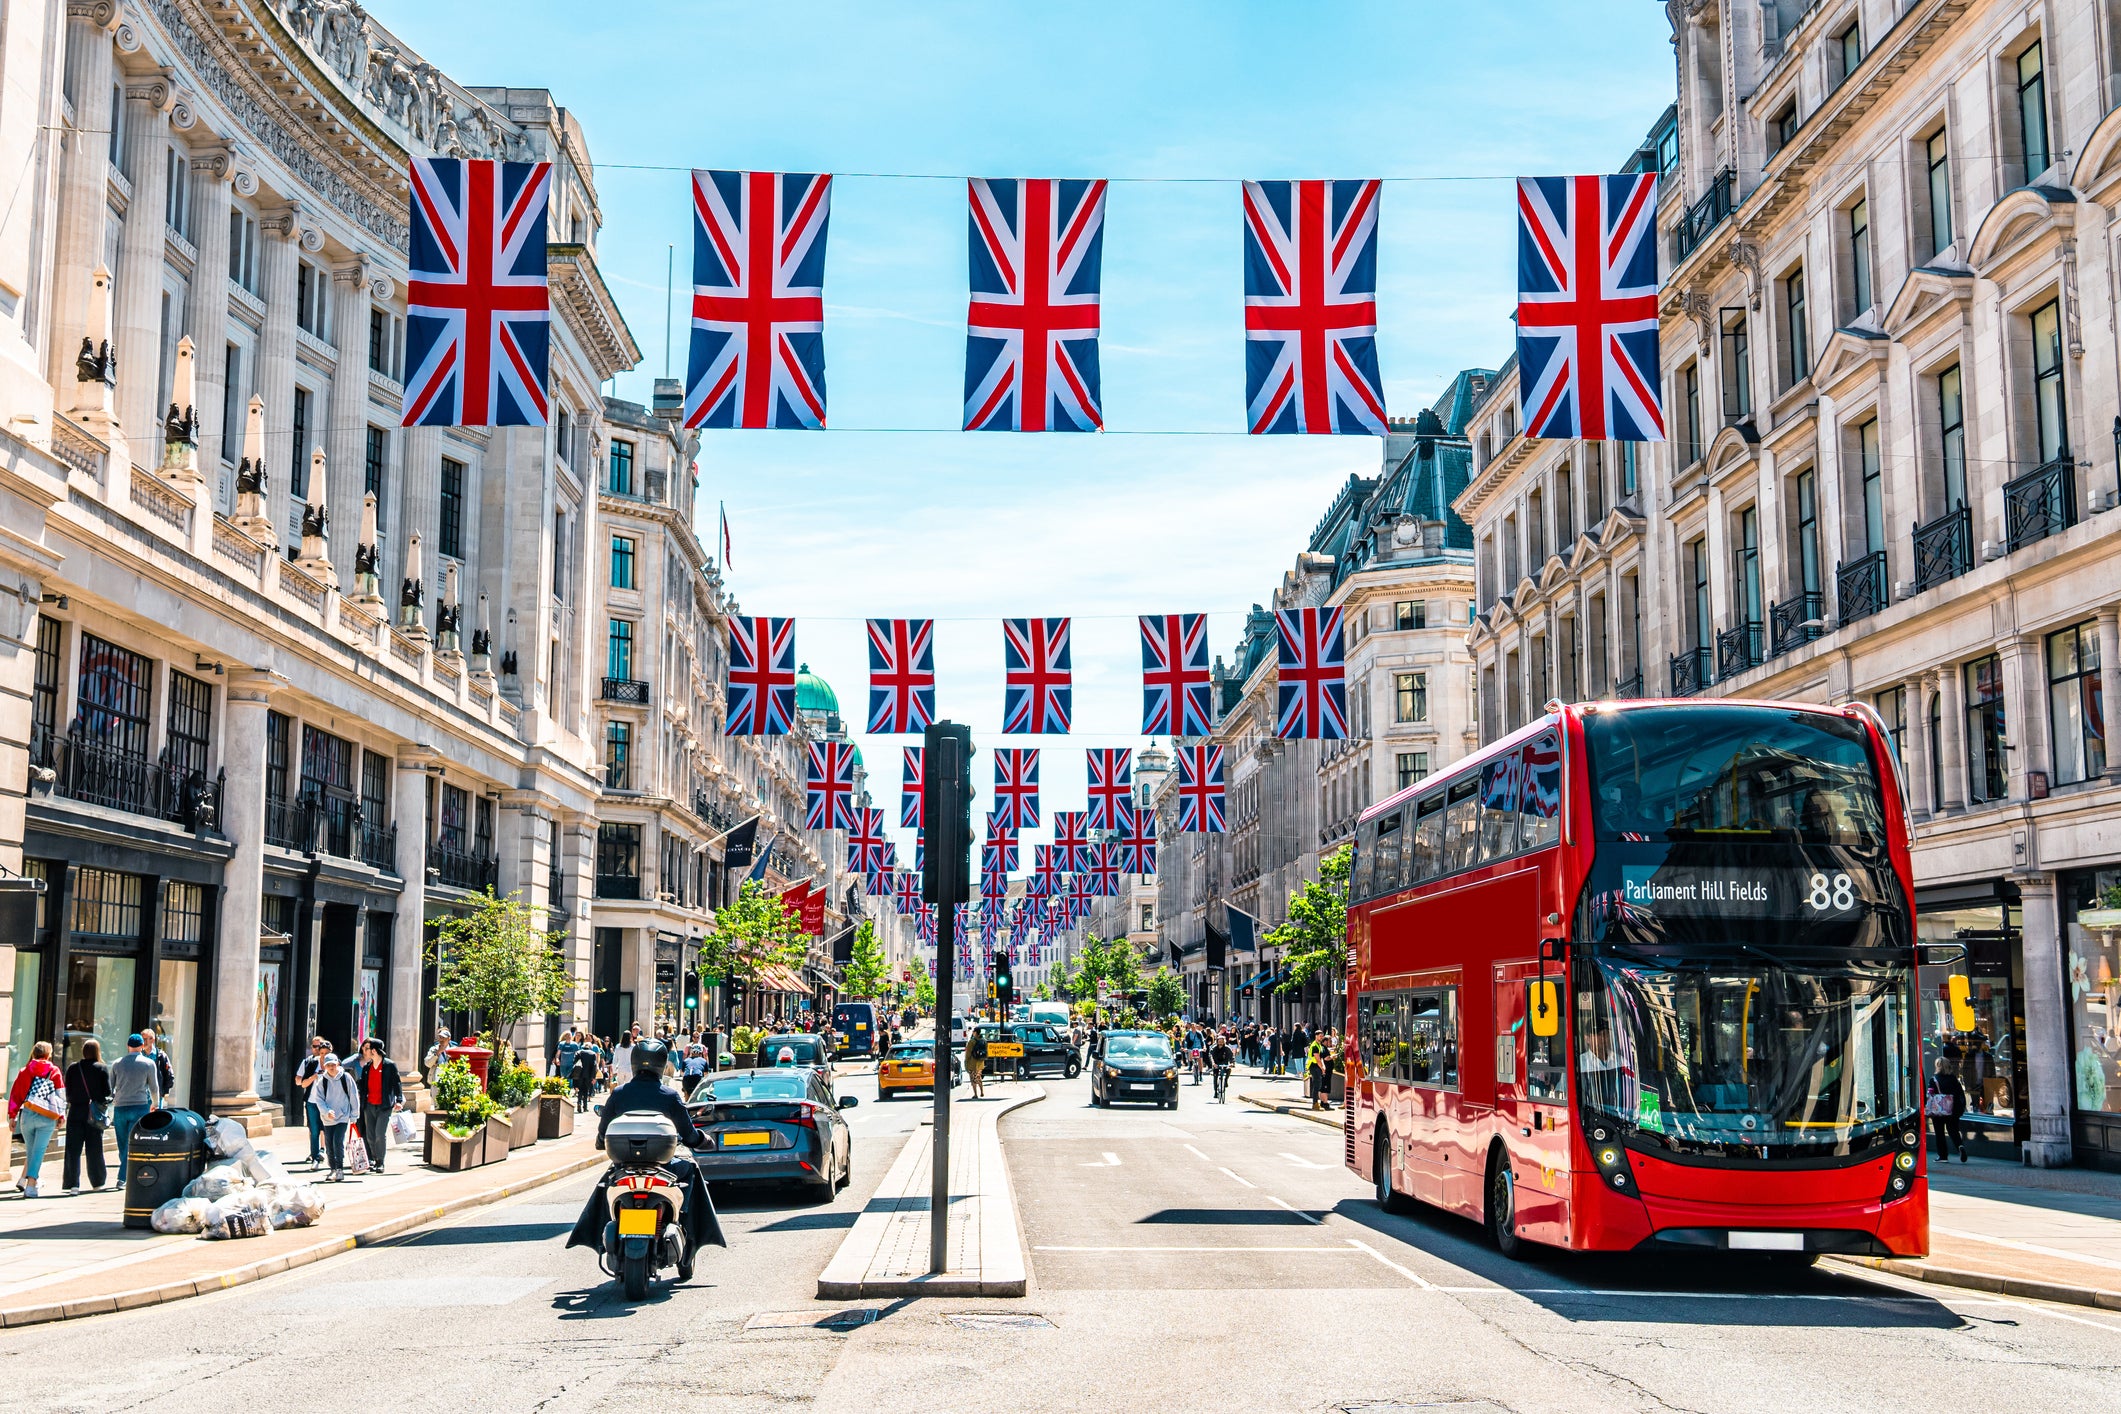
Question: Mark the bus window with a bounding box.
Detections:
[1371,812,1403,897]
[1520,733,1562,849]
[1406,986,1459,1088]
[1478,756,1521,861]
[1358,992,1404,1082]
[1412,793,1446,880]
[1526,980,1567,1101]
[1350,819,1374,899]
[1444,777,1481,872]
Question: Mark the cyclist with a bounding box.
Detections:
[1209,1033,1235,1103]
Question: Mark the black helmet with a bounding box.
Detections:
[632,1039,671,1078]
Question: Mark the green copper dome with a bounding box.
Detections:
[794,663,840,715]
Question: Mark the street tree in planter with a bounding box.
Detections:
[1146,966,1186,1021]
[1271,844,1352,1012]
[913,974,936,1012]
[426,890,572,1095]
[698,879,811,1025]
[839,920,890,999]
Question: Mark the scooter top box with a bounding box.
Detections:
[604,1114,680,1166]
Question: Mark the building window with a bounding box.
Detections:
[439,783,468,851]
[301,724,356,855]
[1857,417,1884,554]
[295,262,330,341]
[71,868,143,942]
[1620,441,1638,497]
[2031,300,2067,462]
[1721,310,1750,420]
[289,387,311,505]
[1140,904,1155,930]
[1784,268,1809,384]
[164,145,190,238]
[1966,655,2007,803]
[360,750,387,833]
[606,720,632,791]
[475,797,495,860]
[597,822,642,899]
[265,710,290,805]
[1834,20,1862,85]
[1735,505,1761,630]
[228,210,258,293]
[2018,40,2050,178]
[608,619,634,681]
[1681,362,1702,464]
[1875,685,1908,778]
[608,440,635,496]
[1795,468,1822,596]
[1768,99,1799,156]
[1937,365,1966,508]
[1396,751,1429,790]
[76,634,152,757]
[1848,197,1872,316]
[439,456,465,560]
[2048,622,2106,786]
[1393,600,1425,630]
[1394,672,1428,724]
[1688,536,1710,652]
[610,534,636,590]
[32,616,61,750]
[166,669,213,779]
[1925,128,1953,256]
[164,881,204,946]
[364,426,387,516]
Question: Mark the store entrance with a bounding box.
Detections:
[1916,884,2029,1157]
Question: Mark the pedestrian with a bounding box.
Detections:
[1928,1056,1970,1163]
[612,1032,635,1080]
[569,1042,600,1113]
[355,1039,402,1175]
[965,1025,988,1099]
[423,1027,454,1078]
[63,1040,112,1192]
[109,1034,162,1184]
[680,1044,710,1099]
[553,1029,581,1081]
[7,1042,66,1198]
[309,1053,359,1181]
[295,1036,329,1166]
[1306,1034,1330,1111]
[139,1028,177,1106]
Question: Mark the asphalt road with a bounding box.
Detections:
[5,1064,2119,1413]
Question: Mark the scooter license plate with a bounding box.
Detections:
[616,1207,659,1237]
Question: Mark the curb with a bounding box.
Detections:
[1238,1092,1345,1131]
[0,1150,606,1330]
[1828,1254,2121,1314]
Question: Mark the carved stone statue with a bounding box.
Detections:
[400,574,424,609]
[163,402,199,447]
[300,499,328,541]
[75,336,115,386]
[471,626,491,657]
[236,457,266,499]
[436,600,461,636]
[353,541,378,576]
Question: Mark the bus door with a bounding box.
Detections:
[1495,964,1569,1241]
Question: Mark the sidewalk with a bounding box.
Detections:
[816,1080,1040,1299]
[0,1115,603,1328]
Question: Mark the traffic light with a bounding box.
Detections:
[994,949,1013,1016]
[922,722,972,906]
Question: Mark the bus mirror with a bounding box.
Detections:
[1921,943,1968,967]
[1947,973,1978,1033]
[1529,980,1560,1037]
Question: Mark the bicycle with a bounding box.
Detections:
[1212,1064,1231,1103]
[1188,1048,1206,1084]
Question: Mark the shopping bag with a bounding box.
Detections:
[344,1127,370,1175]
[389,1110,419,1147]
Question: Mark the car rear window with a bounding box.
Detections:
[758,1038,822,1064]
[888,1044,931,1060]
[699,1073,808,1102]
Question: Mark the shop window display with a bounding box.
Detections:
[1914,903,2019,1140]
[2064,871,2121,1114]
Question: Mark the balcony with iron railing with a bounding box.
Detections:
[1614,672,1645,700]
[2004,456,2076,552]
[596,870,642,901]
[264,794,316,852]
[1669,646,1714,696]
[1674,168,1737,262]
[428,840,499,893]
[32,728,224,835]
[1769,591,1824,658]
[359,820,398,872]
[1835,550,1889,626]
[1716,623,1764,681]
[601,677,650,704]
[1912,505,1971,592]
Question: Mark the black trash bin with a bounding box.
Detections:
[123,1108,209,1229]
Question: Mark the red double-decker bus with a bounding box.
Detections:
[1345,699,1929,1263]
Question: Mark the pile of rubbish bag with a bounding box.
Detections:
[150,1115,327,1239]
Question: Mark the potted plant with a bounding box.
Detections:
[496,1064,541,1148]
[427,1086,505,1170]
[730,1024,762,1069]
[536,1074,575,1139]
[425,1058,486,1169]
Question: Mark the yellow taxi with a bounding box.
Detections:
[877,1039,937,1099]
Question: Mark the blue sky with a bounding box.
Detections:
[372,0,1674,858]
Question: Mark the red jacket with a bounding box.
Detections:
[8,1058,62,1120]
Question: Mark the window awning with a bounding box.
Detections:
[756,964,807,995]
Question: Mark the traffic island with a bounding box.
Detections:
[816,1082,1041,1299]
[1238,1090,1344,1130]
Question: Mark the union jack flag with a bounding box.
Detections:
[1002,618,1071,734]
[685,170,831,430]
[1031,845,1056,895]
[1139,613,1212,736]
[1090,841,1120,896]
[866,619,936,734]
[1119,808,1156,875]
[901,747,924,830]
[897,870,920,912]
[981,865,1005,901]
[1176,744,1226,833]
[402,159,551,427]
[993,748,1040,832]
[917,906,937,944]
[805,740,858,831]
[847,807,888,875]
[726,615,797,736]
[1242,179,1386,435]
[964,178,1106,432]
[982,839,1013,883]
[1274,606,1348,740]
[1051,810,1089,874]
[1515,174,1663,441]
[981,908,999,947]
[1085,748,1133,833]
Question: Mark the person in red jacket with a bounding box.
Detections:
[7,1042,66,1199]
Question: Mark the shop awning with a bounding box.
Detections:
[756,964,807,995]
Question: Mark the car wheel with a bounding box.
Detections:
[1064,1061,1080,1079]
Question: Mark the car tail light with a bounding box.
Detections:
[788,1102,822,1131]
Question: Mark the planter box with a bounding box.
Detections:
[538,1095,575,1139]
[424,1115,487,1171]
[483,1112,514,1162]
[507,1104,540,1149]
[732,1051,757,1070]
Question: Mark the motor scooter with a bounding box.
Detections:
[601,1113,693,1298]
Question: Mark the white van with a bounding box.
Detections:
[1026,1001,1071,1030]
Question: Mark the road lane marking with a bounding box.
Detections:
[1079,1152,1122,1167]
[1343,1236,1435,1289]
[1218,1166,1256,1188]
[1951,1298,2121,1333]
[1035,1245,1366,1254]
[1931,1224,2121,1274]
[1184,1144,1212,1162]
[1279,1152,1332,1169]
[1450,1287,1933,1301]
[1267,1194,1323,1225]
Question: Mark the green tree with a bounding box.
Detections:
[698,879,812,1007]
[913,974,936,1011]
[426,890,572,1093]
[1105,936,1145,1000]
[1050,955,1079,1005]
[839,920,890,999]
[1145,965,1186,1020]
[1272,844,1353,996]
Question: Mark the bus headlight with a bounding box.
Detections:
[1589,1135,1637,1194]
[1882,1125,1922,1204]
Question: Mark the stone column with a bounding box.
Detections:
[390,748,434,1080]
[111,69,173,470]
[1938,659,1967,811]
[254,207,302,553]
[2002,633,2043,801]
[47,2,118,395]
[183,146,236,507]
[2017,874,2074,1167]
[1907,674,1935,820]
[2099,608,2121,783]
[208,670,273,1131]
[327,260,377,588]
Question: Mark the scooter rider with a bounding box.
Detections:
[565,1039,726,1264]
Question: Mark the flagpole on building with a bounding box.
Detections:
[663,243,674,378]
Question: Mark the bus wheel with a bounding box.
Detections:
[1486,1147,1525,1259]
[1373,1133,1410,1215]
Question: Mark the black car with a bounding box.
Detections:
[969,1022,1081,1079]
[687,1066,857,1197]
[1090,1030,1179,1108]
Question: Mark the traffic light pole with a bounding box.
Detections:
[922,721,972,1277]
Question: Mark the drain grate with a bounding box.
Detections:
[944,1312,1055,1331]
[744,1308,879,1332]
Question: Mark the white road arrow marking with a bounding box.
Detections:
[1279,1151,1331,1169]
[1079,1151,1121,1167]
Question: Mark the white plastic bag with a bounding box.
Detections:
[150,1196,211,1234]
[239,1149,292,1187]
[390,1110,419,1147]
[267,1184,323,1229]
[182,1162,247,1202]
[203,1115,250,1158]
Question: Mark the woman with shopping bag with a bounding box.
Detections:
[355,1039,402,1175]
[6,1042,66,1198]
